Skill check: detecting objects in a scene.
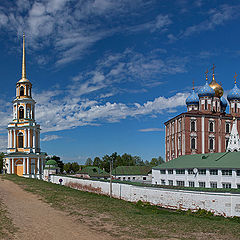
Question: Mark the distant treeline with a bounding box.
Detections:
[63,152,164,173]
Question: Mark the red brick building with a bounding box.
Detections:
[165,71,240,162]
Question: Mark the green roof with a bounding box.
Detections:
[78,166,109,177]
[154,152,240,170]
[112,166,152,176]
[45,160,58,166]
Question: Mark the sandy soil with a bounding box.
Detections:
[0,178,114,240]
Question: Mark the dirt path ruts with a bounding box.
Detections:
[0,178,114,240]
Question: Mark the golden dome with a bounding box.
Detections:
[209,74,223,97]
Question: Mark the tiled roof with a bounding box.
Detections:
[153,152,240,169]
[112,166,152,175]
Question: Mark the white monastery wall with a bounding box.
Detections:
[50,175,240,217]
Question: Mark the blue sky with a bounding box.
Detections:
[0,0,239,163]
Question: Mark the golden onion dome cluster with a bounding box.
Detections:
[209,75,224,98]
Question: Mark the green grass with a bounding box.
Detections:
[0,179,18,239]
[3,175,240,240]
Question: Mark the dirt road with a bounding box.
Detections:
[0,178,114,240]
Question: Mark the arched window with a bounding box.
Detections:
[226,123,230,133]
[209,138,214,150]
[235,103,237,113]
[205,100,208,110]
[226,138,229,150]
[191,121,195,132]
[209,122,214,132]
[18,132,23,148]
[20,86,24,96]
[19,106,24,119]
[191,138,196,149]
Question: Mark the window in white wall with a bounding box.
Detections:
[161,179,165,185]
[189,181,195,187]
[176,169,185,174]
[222,183,231,188]
[210,182,217,188]
[199,182,206,188]
[168,169,173,174]
[198,169,206,175]
[222,170,232,176]
[168,180,173,186]
[210,169,218,175]
[176,180,185,186]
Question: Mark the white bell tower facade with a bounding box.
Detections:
[4,34,45,178]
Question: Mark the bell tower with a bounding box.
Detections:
[4,34,45,178]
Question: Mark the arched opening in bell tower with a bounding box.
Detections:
[19,106,24,119]
[18,132,23,148]
[20,86,24,96]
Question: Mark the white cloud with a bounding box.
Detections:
[183,4,239,37]
[138,128,163,132]
[41,134,61,141]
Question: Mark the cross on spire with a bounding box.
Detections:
[234,72,237,84]
[22,33,26,79]
[212,64,216,74]
[205,69,208,81]
[192,79,194,90]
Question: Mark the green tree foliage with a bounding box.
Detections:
[0,152,4,173]
[85,158,93,166]
[63,163,72,173]
[93,157,101,167]
[71,162,80,173]
[46,155,64,173]
[149,156,165,166]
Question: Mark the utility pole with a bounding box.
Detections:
[110,157,112,198]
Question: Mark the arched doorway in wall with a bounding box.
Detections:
[14,159,23,176]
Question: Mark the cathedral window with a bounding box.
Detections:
[18,132,23,148]
[235,103,237,113]
[20,86,24,96]
[19,106,24,119]
[190,121,196,132]
[226,123,230,133]
[209,121,214,132]
[225,138,229,150]
[205,100,208,110]
[209,137,214,150]
[191,138,196,149]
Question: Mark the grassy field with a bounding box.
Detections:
[0,178,17,239]
[3,175,240,240]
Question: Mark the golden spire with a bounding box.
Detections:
[22,33,26,79]
[234,72,237,84]
[205,69,208,81]
[212,64,216,81]
[192,79,195,90]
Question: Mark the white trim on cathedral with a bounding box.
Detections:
[227,117,240,152]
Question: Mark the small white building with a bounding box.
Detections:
[112,166,152,183]
[43,160,59,181]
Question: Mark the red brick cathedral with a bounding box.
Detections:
[165,67,240,162]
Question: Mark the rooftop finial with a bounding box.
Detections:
[205,69,208,82]
[192,79,195,90]
[234,72,237,85]
[22,33,26,79]
[212,64,216,81]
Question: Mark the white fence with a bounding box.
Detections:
[50,175,240,217]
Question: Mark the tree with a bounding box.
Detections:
[0,152,4,173]
[71,162,79,173]
[150,156,164,166]
[85,158,93,166]
[51,155,64,173]
[63,163,72,173]
[93,157,101,167]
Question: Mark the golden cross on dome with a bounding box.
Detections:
[234,72,237,84]
[205,69,208,81]
[212,64,216,74]
[192,79,194,90]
